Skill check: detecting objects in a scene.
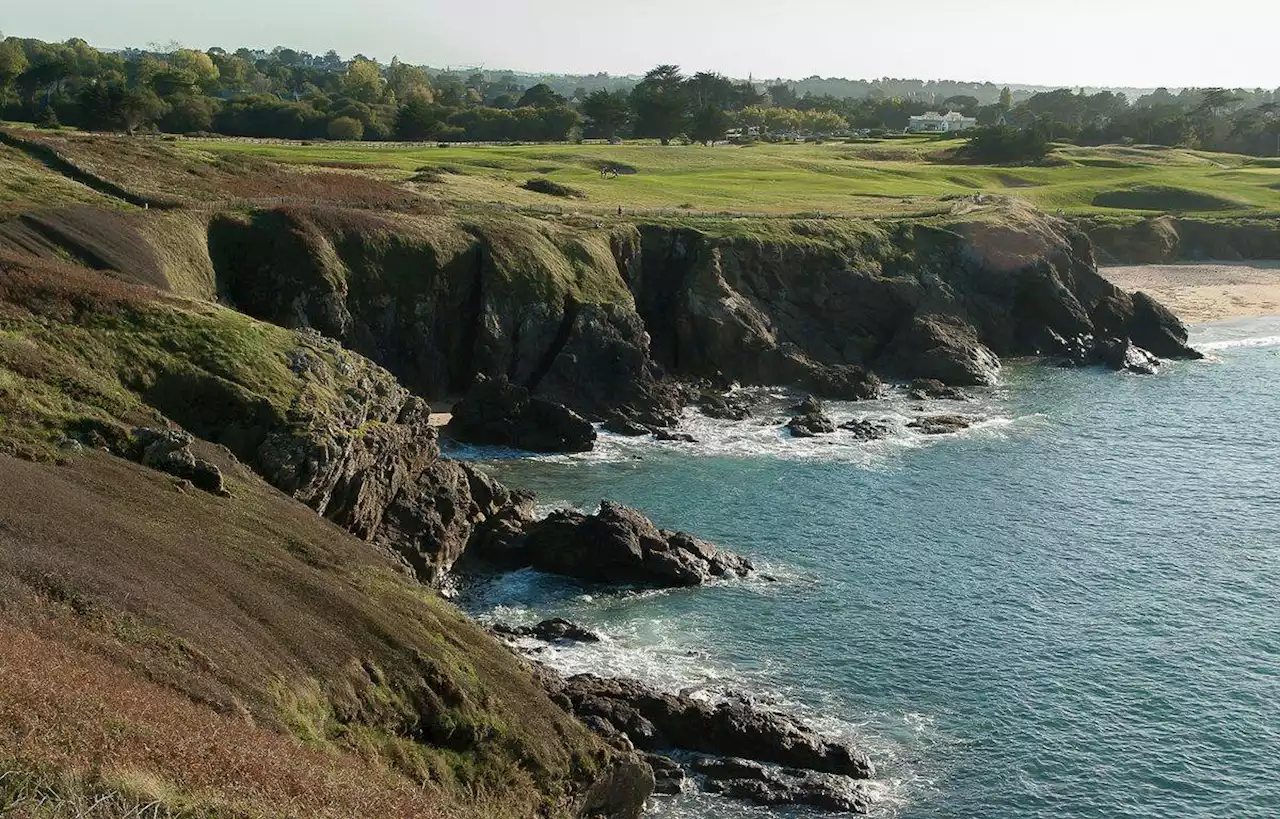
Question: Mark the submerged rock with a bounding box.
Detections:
[907,415,976,436]
[602,416,654,437]
[698,391,755,421]
[840,418,894,441]
[654,430,699,444]
[478,501,752,587]
[449,375,596,453]
[546,672,874,779]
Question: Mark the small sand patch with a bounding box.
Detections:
[1101,261,1280,323]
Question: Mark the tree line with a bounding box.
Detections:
[0,35,1277,155]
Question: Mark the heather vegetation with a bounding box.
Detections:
[1,35,1277,156]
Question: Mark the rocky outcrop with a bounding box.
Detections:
[786,396,837,438]
[908,378,970,400]
[546,672,874,779]
[146,330,532,587]
[493,619,603,644]
[695,757,870,814]
[131,427,227,496]
[475,501,752,587]
[840,419,894,440]
[908,415,976,436]
[882,313,1001,386]
[449,375,597,453]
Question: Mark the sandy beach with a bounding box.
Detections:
[1102,262,1280,324]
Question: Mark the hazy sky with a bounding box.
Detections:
[5,0,1277,88]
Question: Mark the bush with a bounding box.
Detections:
[520,178,585,199]
[960,125,1050,164]
[327,116,365,142]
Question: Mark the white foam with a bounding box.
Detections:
[1196,335,1280,352]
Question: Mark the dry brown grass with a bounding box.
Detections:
[0,625,456,819]
[0,448,609,818]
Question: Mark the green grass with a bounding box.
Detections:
[176,136,1280,218]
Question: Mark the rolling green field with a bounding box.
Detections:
[178,135,1280,218]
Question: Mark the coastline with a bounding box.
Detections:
[1101,261,1280,324]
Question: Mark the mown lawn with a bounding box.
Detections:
[177,136,1280,218]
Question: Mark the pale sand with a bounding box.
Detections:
[429,412,453,428]
[1101,262,1280,324]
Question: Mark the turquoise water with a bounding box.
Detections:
[460,318,1280,819]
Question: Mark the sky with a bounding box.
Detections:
[4,0,1278,89]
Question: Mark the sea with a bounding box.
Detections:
[452,315,1280,819]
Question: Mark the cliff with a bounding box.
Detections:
[1079,214,1280,265]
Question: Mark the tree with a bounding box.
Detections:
[581,88,630,139]
[962,125,1050,164]
[767,83,797,108]
[516,83,565,109]
[343,57,383,103]
[386,57,432,103]
[0,38,30,103]
[170,49,219,90]
[327,115,364,141]
[998,86,1013,108]
[631,65,689,145]
[690,105,730,145]
[396,95,444,140]
[160,93,218,133]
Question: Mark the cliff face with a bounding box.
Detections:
[208,208,668,417]
[627,200,1196,387]
[201,200,1196,408]
[1080,215,1280,264]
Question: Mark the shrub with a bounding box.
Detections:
[327,116,365,142]
[520,178,585,199]
[960,125,1050,164]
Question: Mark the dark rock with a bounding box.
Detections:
[1128,291,1203,360]
[699,391,754,421]
[789,395,824,415]
[132,427,227,496]
[907,378,970,401]
[697,757,870,814]
[449,375,596,454]
[493,502,752,587]
[881,313,1001,387]
[800,363,883,401]
[493,618,602,643]
[907,415,975,435]
[654,430,698,443]
[602,416,654,437]
[575,755,655,819]
[547,673,873,779]
[1095,338,1160,375]
[786,397,836,438]
[839,419,894,441]
[645,753,687,795]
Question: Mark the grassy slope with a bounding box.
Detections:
[175,136,1280,218]
[0,254,617,818]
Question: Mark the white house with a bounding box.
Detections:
[907,111,978,133]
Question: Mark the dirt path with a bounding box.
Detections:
[1101,262,1280,323]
